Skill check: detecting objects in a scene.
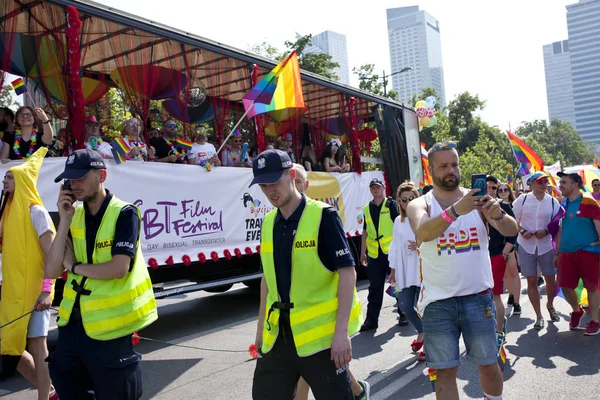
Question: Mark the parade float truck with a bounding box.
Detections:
[0,0,423,302]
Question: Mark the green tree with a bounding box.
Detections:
[459,131,512,186]
[446,92,486,152]
[515,119,595,166]
[247,42,282,61]
[0,85,20,109]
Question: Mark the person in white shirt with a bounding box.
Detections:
[388,181,425,361]
[188,126,221,167]
[408,142,518,400]
[512,172,561,331]
[84,116,113,159]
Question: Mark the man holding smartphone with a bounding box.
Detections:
[45,149,158,399]
[408,142,518,400]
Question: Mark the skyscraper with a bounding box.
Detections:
[542,40,577,128]
[304,31,350,84]
[386,6,446,106]
[566,0,600,143]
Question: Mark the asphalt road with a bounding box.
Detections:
[2,278,600,399]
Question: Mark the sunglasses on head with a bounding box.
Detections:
[498,188,510,193]
[400,196,415,203]
[431,141,457,151]
[166,123,177,128]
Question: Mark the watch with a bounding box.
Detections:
[71,261,82,274]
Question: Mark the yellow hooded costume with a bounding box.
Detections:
[0,147,54,358]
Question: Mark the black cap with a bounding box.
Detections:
[54,149,107,182]
[557,171,582,185]
[369,178,384,187]
[249,149,293,187]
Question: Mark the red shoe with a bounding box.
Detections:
[570,308,586,330]
[410,339,424,352]
[584,321,600,336]
[417,351,426,361]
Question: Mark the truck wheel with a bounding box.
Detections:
[204,284,233,293]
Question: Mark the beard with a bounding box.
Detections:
[433,173,460,191]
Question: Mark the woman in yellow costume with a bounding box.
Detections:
[0,147,58,400]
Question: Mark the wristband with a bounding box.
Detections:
[491,210,506,221]
[71,261,82,274]
[42,120,50,124]
[450,205,460,218]
[441,209,455,223]
[42,279,53,293]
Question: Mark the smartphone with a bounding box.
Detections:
[471,174,487,196]
[63,179,72,191]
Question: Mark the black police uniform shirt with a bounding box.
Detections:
[272,194,355,304]
[71,190,140,308]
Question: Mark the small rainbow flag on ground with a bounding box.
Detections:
[505,131,544,175]
[242,50,306,121]
[176,138,193,152]
[111,137,132,157]
[11,78,27,96]
[498,342,507,372]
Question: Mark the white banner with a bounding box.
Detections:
[544,161,562,178]
[0,158,382,266]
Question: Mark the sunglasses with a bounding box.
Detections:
[593,184,600,187]
[487,185,498,191]
[431,141,457,151]
[126,122,140,127]
[534,178,549,184]
[166,123,177,128]
[498,188,510,193]
[233,139,242,143]
[400,196,415,203]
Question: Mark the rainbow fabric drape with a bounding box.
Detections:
[242,51,306,121]
[505,131,544,175]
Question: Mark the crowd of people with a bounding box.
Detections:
[0,107,354,173]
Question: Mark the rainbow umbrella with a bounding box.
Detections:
[563,165,600,193]
[42,76,110,106]
[0,33,38,76]
[110,65,188,100]
[162,97,213,124]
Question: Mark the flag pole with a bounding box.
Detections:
[216,102,254,155]
[26,92,36,108]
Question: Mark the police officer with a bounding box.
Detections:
[45,149,158,399]
[251,150,362,400]
[360,178,406,331]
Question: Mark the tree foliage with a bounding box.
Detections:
[0,85,20,109]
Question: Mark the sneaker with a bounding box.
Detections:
[570,308,586,330]
[507,294,514,307]
[355,380,370,400]
[534,317,545,330]
[548,307,560,322]
[538,276,544,286]
[360,321,378,332]
[398,312,409,326]
[512,303,522,315]
[584,321,600,336]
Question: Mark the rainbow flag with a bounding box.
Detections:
[428,368,436,392]
[507,165,513,188]
[498,343,507,372]
[111,137,132,157]
[111,148,126,165]
[176,138,193,152]
[11,77,27,96]
[421,142,432,187]
[506,131,544,175]
[242,51,306,122]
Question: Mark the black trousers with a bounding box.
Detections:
[365,252,390,324]
[252,316,353,400]
[48,313,142,400]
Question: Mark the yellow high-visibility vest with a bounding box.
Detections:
[260,197,362,356]
[57,196,158,340]
[363,199,394,258]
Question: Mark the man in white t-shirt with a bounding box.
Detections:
[84,116,113,159]
[188,126,221,167]
[407,142,518,400]
[512,172,561,331]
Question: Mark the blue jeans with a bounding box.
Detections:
[422,289,497,369]
[396,286,423,333]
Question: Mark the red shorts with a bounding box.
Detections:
[491,254,507,295]
[558,250,600,292]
